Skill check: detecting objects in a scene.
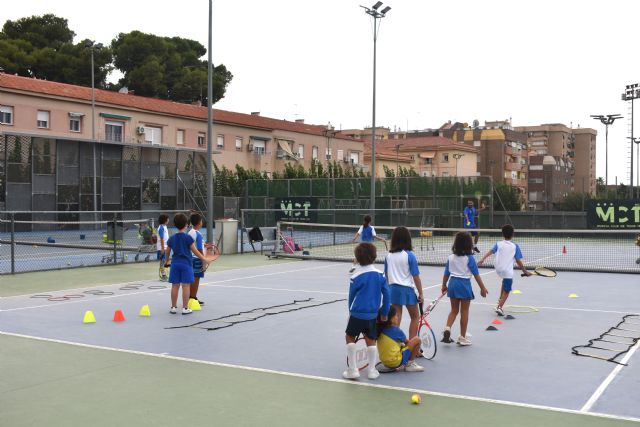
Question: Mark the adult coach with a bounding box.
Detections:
[463,200,486,253]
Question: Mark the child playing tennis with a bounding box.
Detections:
[344,242,390,380]
[376,306,424,372]
[385,226,423,340]
[349,215,387,273]
[442,231,488,346]
[163,213,215,315]
[478,224,531,316]
[157,214,169,260]
[188,213,207,306]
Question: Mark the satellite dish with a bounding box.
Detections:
[473,119,480,128]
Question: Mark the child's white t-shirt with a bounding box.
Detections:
[491,240,523,279]
[384,250,420,288]
[157,224,169,251]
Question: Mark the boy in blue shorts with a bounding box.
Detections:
[478,224,531,316]
[163,213,214,315]
[188,213,208,306]
[344,243,390,381]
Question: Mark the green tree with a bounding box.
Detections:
[111,31,232,104]
[0,15,113,87]
[557,192,591,211]
[493,184,522,211]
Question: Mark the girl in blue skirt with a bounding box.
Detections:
[441,232,488,346]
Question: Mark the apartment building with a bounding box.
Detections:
[528,155,572,210]
[515,124,597,195]
[0,73,363,213]
[364,136,478,177]
[441,121,529,198]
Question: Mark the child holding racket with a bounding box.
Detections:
[349,215,387,273]
[188,213,208,307]
[385,226,423,340]
[164,213,215,315]
[376,306,424,372]
[478,224,531,316]
[441,232,488,346]
[344,242,390,380]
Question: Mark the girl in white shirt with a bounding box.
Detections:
[384,227,423,339]
[441,232,488,346]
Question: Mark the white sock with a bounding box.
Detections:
[367,346,378,372]
[346,343,357,370]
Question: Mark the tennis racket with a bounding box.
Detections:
[522,266,557,277]
[199,244,220,273]
[159,252,169,281]
[347,334,370,371]
[417,291,446,359]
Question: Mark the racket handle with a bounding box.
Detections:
[419,303,424,316]
[521,273,528,277]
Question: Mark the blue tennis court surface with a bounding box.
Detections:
[1,259,638,422]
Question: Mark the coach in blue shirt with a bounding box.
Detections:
[463,200,486,253]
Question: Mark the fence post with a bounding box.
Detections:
[10,212,15,274]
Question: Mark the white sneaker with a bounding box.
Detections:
[170,307,177,314]
[404,361,424,372]
[342,369,360,380]
[182,308,193,315]
[495,306,504,316]
[367,368,380,380]
[457,335,472,346]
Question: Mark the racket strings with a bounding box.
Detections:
[572,314,640,365]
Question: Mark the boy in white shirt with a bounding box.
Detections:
[478,224,531,316]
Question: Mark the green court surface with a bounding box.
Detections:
[0,253,293,297]
[0,333,636,427]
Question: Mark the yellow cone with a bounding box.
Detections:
[188,298,201,311]
[569,293,579,298]
[83,310,96,324]
[512,290,522,295]
[139,305,151,317]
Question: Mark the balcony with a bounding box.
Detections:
[505,162,523,171]
[504,146,522,156]
[506,178,527,187]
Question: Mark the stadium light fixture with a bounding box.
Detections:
[621,84,640,198]
[590,114,623,187]
[361,2,391,216]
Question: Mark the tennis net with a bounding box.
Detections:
[274,221,640,274]
[0,217,157,274]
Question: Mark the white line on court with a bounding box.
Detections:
[0,330,638,423]
[580,340,640,413]
[0,263,338,312]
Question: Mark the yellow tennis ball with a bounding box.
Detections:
[411,394,421,404]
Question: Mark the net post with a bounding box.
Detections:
[276,221,282,254]
[10,212,15,274]
[112,213,118,264]
[240,209,245,254]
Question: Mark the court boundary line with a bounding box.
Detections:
[580,340,640,413]
[0,263,338,312]
[0,330,637,423]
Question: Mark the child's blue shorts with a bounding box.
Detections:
[390,284,418,305]
[169,262,194,285]
[447,277,474,300]
[502,278,513,293]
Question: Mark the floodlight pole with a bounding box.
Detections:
[91,46,97,216]
[622,84,639,199]
[363,2,391,218]
[590,114,622,187]
[206,0,214,243]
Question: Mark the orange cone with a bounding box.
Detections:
[562,245,567,254]
[491,319,503,325]
[113,309,125,322]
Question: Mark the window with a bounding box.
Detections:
[337,149,344,161]
[442,171,449,177]
[105,121,123,142]
[37,111,50,128]
[312,146,318,160]
[198,133,206,147]
[350,152,359,165]
[217,134,224,148]
[473,140,481,147]
[235,137,243,151]
[530,165,543,171]
[297,144,304,159]
[424,158,433,165]
[251,140,266,155]
[1,106,14,124]
[144,126,162,145]
[69,114,82,132]
[442,153,449,162]
[177,130,185,145]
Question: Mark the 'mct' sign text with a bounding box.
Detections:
[586,200,640,229]
[275,198,317,223]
